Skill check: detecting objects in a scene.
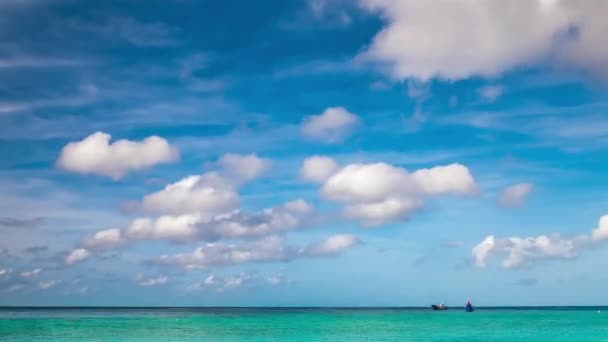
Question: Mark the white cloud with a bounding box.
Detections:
[591,214,608,241]
[125,215,200,242]
[155,234,359,269]
[301,107,360,142]
[217,153,271,183]
[478,85,503,102]
[0,268,11,277]
[360,0,608,80]
[140,172,238,216]
[473,234,583,268]
[67,199,314,266]
[57,132,179,179]
[411,163,478,195]
[65,248,91,265]
[300,156,338,183]
[136,275,169,287]
[302,234,361,256]
[82,228,125,251]
[156,235,288,269]
[20,268,41,279]
[472,235,496,268]
[499,183,534,208]
[320,162,478,225]
[473,213,608,268]
[126,199,312,243]
[39,280,61,290]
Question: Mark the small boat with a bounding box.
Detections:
[465,298,474,312]
[431,301,447,310]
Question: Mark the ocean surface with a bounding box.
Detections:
[0,307,606,341]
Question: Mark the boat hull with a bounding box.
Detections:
[431,305,447,310]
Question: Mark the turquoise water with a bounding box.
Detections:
[0,307,606,341]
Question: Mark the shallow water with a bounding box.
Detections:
[0,307,606,341]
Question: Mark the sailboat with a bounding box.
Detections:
[431,300,447,310]
[465,298,474,312]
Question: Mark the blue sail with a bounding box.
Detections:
[465,299,474,312]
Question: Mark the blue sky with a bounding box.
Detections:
[1,0,608,306]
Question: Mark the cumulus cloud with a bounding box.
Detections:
[127,199,312,243]
[155,234,360,270]
[320,162,478,225]
[300,156,338,183]
[156,235,288,269]
[499,183,534,208]
[301,107,360,142]
[136,275,169,287]
[360,0,608,80]
[65,199,314,266]
[82,228,125,251]
[591,214,608,241]
[140,172,239,216]
[65,248,91,265]
[217,153,271,183]
[473,213,608,268]
[57,132,179,179]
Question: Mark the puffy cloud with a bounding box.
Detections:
[65,248,91,265]
[301,107,359,142]
[499,183,534,208]
[156,235,289,269]
[342,197,422,225]
[116,199,313,244]
[591,214,608,241]
[473,213,608,268]
[300,156,338,183]
[155,234,360,270]
[57,132,179,179]
[200,199,313,240]
[473,234,582,268]
[20,268,41,278]
[320,162,477,225]
[411,163,478,195]
[82,228,125,251]
[360,0,608,80]
[217,153,271,183]
[472,235,496,268]
[66,199,314,266]
[136,275,169,287]
[39,280,61,290]
[140,172,239,216]
[125,215,200,242]
[0,268,11,277]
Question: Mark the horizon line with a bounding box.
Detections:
[1,305,606,309]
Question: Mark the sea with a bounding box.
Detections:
[0,307,606,341]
